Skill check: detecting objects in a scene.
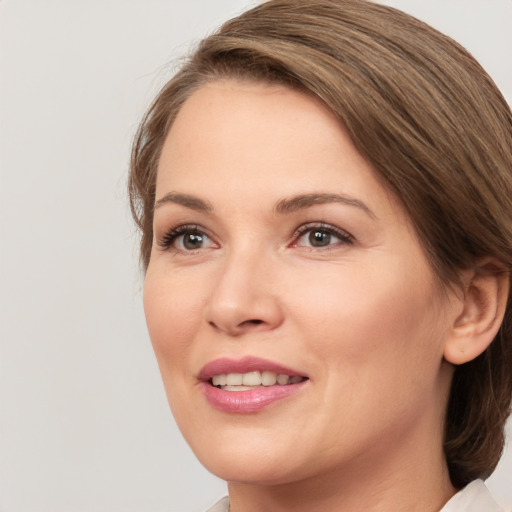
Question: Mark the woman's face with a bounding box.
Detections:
[144,80,457,485]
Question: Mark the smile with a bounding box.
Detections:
[199,357,309,412]
[212,371,305,390]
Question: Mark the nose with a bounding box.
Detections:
[204,250,284,337]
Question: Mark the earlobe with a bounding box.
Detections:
[443,259,509,366]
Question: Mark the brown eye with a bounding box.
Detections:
[293,224,354,250]
[175,230,215,251]
[158,225,217,252]
[182,232,206,250]
[308,230,332,247]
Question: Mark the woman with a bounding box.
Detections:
[129,1,512,510]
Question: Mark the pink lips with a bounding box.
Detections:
[198,356,308,413]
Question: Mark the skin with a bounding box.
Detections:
[144,80,462,511]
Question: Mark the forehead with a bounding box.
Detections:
[156,79,390,204]
[159,79,342,173]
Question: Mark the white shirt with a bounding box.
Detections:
[440,480,507,512]
[206,480,508,512]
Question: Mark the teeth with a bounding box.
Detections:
[222,385,255,392]
[261,371,277,386]
[226,373,243,385]
[211,371,305,389]
[212,375,227,386]
[276,374,289,385]
[242,371,261,386]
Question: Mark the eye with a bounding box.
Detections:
[158,225,217,252]
[293,223,354,249]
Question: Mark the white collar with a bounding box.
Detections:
[440,480,505,512]
[207,480,507,512]
[206,496,229,512]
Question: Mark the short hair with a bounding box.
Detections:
[129,0,512,488]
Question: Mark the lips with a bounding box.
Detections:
[198,356,309,413]
[198,356,307,381]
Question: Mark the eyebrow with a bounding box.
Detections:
[154,192,213,212]
[274,193,376,218]
[154,191,375,219]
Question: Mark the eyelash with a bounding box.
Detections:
[157,222,355,252]
[157,224,215,251]
[291,223,354,249]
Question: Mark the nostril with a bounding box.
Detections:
[236,319,264,329]
[207,317,269,337]
[208,319,262,329]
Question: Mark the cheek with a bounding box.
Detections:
[289,259,445,376]
[143,268,205,373]
[286,262,448,449]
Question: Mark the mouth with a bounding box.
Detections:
[198,357,309,412]
[211,371,306,391]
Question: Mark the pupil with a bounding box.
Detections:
[309,230,330,247]
[183,233,203,250]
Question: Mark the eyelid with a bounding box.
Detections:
[157,223,218,252]
[290,222,355,248]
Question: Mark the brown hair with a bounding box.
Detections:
[129,0,512,488]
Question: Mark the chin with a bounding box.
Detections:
[185,428,309,485]
[201,454,301,486]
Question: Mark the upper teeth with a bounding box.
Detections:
[211,371,303,387]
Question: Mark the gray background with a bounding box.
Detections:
[1,1,510,511]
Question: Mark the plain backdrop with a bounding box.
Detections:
[0,1,511,511]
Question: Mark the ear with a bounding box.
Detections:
[444,259,509,365]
